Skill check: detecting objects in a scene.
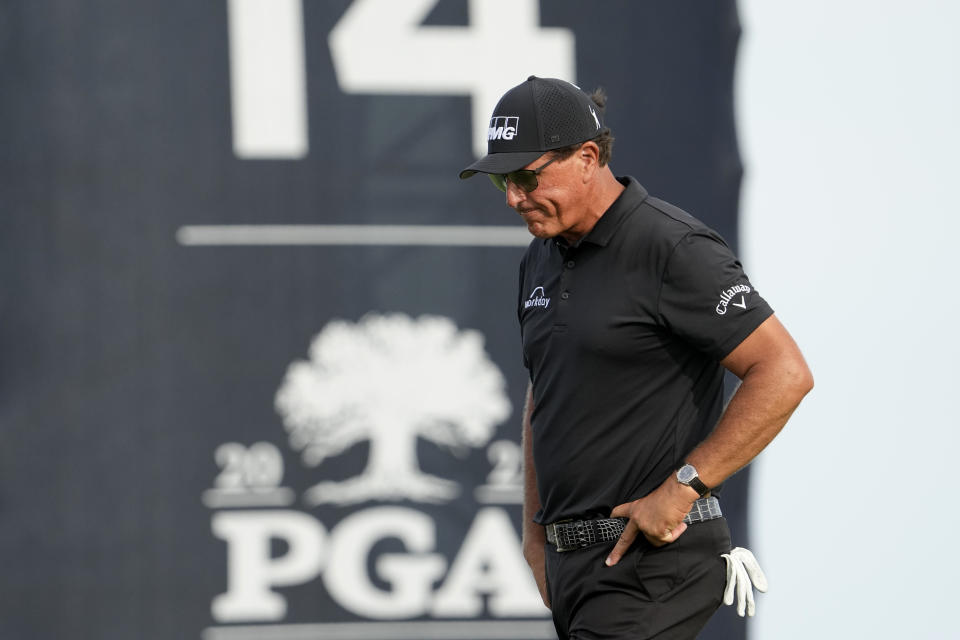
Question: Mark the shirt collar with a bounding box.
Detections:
[573,176,648,248]
[551,177,648,253]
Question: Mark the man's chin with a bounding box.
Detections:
[524,221,555,239]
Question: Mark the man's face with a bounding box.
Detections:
[504,151,587,241]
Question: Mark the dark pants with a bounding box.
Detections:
[545,517,731,640]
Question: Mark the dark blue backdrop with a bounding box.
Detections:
[0,1,750,638]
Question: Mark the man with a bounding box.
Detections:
[460,76,812,639]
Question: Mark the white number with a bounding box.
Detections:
[214,442,285,490]
[226,0,308,158]
[226,0,577,161]
[214,443,247,490]
[485,440,522,488]
[245,442,285,488]
[227,0,576,159]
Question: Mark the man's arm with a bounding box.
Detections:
[521,382,550,608]
[688,314,813,487]
[606,314,813,565]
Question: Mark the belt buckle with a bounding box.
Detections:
[547,519,578,553]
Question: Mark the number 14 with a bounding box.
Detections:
[227,0,575,159]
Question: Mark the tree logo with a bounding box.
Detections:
[275,313,512,506]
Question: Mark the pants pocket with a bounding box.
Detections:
[632,541,682,602]
[633,519,730,603]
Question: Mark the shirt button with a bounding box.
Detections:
[561,291,570,300]
[565,260,575,268]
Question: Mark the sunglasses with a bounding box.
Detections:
[488,155,559,193]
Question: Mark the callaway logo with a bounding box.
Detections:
[524,286,551,310]
[716,284,751,315]
[488,116,518,141]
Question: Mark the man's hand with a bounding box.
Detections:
[722,547,768,616]
[605,475,698,566]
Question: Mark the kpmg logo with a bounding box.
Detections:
[524,286,551,310]
[488,116,519,141]
[716,283,751,315]
[202,313,549,634]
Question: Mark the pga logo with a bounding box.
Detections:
[488,116,518,141]
[211,506,544,622]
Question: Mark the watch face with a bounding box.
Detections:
[678,465,697,484]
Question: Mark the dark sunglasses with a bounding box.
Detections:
[489,155,559,193]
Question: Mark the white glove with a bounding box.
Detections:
[721,546,768,617]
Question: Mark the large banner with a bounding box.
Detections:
[0,2,748,638]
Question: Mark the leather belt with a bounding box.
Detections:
[545,496,722,553]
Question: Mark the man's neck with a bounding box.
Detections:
[557,168,626,244]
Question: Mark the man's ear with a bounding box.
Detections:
[579,141,601,181]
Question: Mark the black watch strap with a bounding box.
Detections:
[686,475,710,497]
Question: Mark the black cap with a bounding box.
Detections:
[459,76,604,179]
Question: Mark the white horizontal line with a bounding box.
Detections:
[202,620,556,640]
[201,488,296,509]
[474,485,524,504]
[176,225,532,247]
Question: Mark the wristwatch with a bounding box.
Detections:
[676,463,710,497]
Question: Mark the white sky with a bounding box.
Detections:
[739,2,960,638]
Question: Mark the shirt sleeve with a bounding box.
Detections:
[657,231,774,360]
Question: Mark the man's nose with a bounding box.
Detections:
[505,179,526,209]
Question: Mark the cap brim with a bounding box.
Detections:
[458,150,546,179]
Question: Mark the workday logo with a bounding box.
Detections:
[488,116,519,141]
[275,313,511,505]
[524,286,551,310]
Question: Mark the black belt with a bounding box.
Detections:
[545,496,722,553]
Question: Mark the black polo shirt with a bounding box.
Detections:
[518,177,773,525]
